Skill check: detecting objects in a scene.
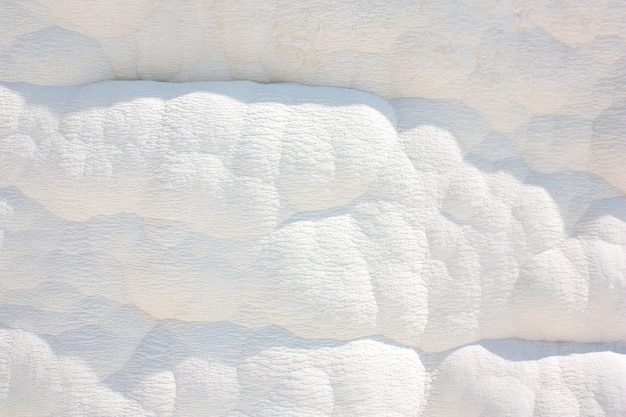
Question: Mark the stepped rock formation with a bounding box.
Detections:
[1,1,625,416]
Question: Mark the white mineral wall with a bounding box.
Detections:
[0,1,625,416]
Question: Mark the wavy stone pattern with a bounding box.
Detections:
[1,81,625,416]
[2,0,625,192]
[0,1,625,416]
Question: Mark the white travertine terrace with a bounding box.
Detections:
[1,1,625,416]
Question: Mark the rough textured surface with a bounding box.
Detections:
[2,0,625,194]
[1,1,625,416]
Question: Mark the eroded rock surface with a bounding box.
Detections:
[1,81,625,416]
[1,1,625,416]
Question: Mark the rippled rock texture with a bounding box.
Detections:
[1,1,625,416]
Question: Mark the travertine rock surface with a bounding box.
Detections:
[0,1,625,416]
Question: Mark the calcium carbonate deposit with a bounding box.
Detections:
[1,1,625,416]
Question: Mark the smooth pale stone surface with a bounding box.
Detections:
[0,82,395,237]
[29,0,608,196]
[0,326,427,417]
[1,326,624,417]
[1,1,625,413]
[428,340,626,417]
[1,2,625,137]
[1,81,625,356]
